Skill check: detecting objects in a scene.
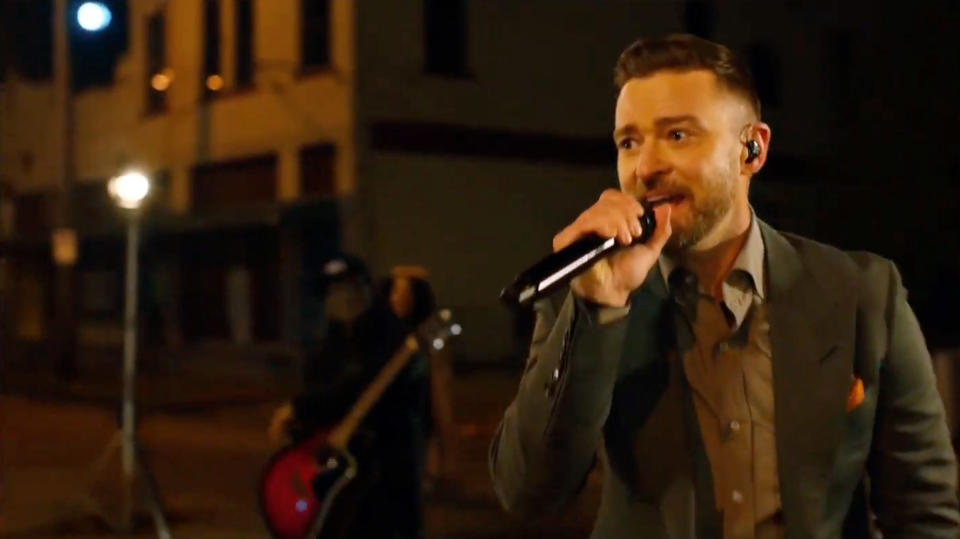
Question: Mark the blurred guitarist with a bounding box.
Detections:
[269,263,441,539]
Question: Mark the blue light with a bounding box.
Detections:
[77,2,112,32]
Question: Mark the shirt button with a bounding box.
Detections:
[729,420,741,432]
[717,342,729,354]
[731,490,744,504]
[552,368,560,381]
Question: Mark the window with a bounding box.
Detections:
[424,0,468,76]
[235,0,253,87]
[13,193,50,238]
[191,155,277,212]
[80,270,121,317]
[145,12,166,114]
[301,0,330,70]
[0,4,7,83]
[72,180,115,232]
[299,144,336,198]
[11,0,53,81]
[202,0,222,99]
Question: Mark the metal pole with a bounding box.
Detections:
[53,0,77,379]
[121,214,140,529]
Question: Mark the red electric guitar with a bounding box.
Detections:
[258,309,460,539]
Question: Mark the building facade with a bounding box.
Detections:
[2,0,956,368]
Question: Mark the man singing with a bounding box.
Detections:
[489,34,959,538]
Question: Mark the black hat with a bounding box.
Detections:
[320,254,371,289]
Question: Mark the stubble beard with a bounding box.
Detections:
[664,173,736,254]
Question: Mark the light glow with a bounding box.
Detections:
[151,68,174,92]
[108,171,151,209]
[205,74,224,92]
[151,73,171,92]
[77,2,112,32]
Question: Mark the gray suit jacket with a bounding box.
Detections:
[490,221,959,538]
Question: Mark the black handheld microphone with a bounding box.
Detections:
[500,198,672,308]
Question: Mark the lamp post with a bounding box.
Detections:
[50,0,114,379]
[107,170,150,493]
[77,170,171,537]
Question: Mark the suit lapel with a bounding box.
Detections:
[605,265,678,490]
[761,222,854,538]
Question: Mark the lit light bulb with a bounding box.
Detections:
[206,74,224,92]
[77,2,112,32]
[151,73,171,92]
[108,171,151,209]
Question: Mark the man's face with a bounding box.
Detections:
[325,281,368,323]
[614,70,752,251]
[389,277,414,320]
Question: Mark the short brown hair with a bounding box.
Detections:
[614,34,761,119]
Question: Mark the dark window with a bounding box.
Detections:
[747,44,782,109]
[191,155,277,212]
[10,0,53,81]
[202,0,222,99]
[0,2,8,83]
[14,193,50,238]
[79,269,121,318]
[235,0,253,87]
[151,170,172,211]
[72,180,116,232]
[424,0,468,76]
[301,0,330,69]
[145,12,166,114]
[299,144,336,197]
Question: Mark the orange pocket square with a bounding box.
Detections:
[846,376,865,412]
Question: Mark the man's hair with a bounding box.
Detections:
[614,34,761,119]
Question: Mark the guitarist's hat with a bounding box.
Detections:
[321,254,371,289]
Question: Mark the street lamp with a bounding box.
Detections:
[84,170,171,536]
[50,0,111,380]
[108,170,151,484]
[108,171,151,209]
[76,1,112,32]
[108,172,150,482]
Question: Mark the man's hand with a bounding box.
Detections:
[553,189,672,307]
[268,402,295,446]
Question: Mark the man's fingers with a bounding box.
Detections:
[554,215,621,251]
[553,190,648,251]
[647,205,673,251]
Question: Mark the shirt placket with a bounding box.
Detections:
[681,291,757,539]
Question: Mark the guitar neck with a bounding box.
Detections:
[326,335,420,450]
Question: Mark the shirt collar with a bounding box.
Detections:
[733,210,766,300]
[659,209,766,326]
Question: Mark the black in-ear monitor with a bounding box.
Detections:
[745,140,760,164]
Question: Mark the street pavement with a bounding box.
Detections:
[1,364,600,538]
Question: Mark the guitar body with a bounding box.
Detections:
[259,430,359,539]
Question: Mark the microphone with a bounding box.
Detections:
[500,197,674,308]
